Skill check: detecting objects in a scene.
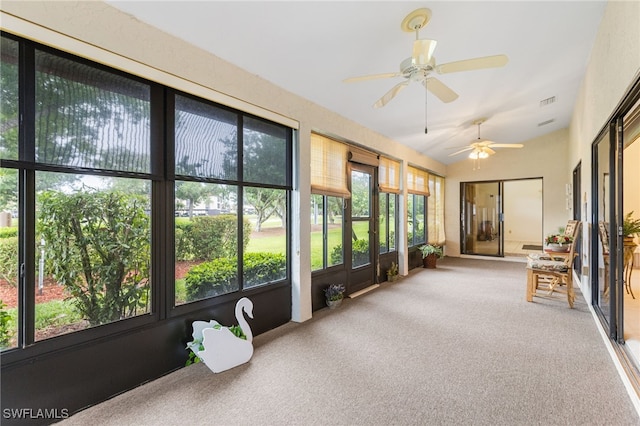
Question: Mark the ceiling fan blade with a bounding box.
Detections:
[436,54,508,74]
[343,72,402,83]
[373,81,410,108]
[423,77,459,103]
[448,146,474,156]
[412,39,437,66]
[487,143,524,148]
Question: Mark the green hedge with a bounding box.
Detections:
[330,239,369,266]
[187,215,252,261]
[175,221,195,261]
[185,252,286,301]
[0,227,18,239]
[0,300,11,349]
[0,237,18,284]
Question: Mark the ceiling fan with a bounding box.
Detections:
[449,118,524,160]
[343,8,509,111]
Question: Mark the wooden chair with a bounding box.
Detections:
[597,221,610,299]
[564,220,578,239]
[526,221,582,308]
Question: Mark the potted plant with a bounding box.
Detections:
[418,244,444,269]
[324,283,345,309]
[623,211,640,242]
[386,261,399,282]
[544,233,573,252]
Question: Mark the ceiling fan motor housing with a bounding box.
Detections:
[400,56,435,80]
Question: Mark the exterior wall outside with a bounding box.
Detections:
[444,128,570,256]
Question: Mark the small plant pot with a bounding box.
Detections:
[546,243,570,252]
[387,274,398,282]
[326,298,343,309]
[423,253,438,269]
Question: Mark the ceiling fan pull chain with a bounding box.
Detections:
[424,89,428,134]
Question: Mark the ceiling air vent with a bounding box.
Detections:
[538,119,555,127]
[539,96,556,107]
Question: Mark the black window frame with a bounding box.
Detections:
[0,32,294,362]
[407,193,427,248]
[379,192,398,254]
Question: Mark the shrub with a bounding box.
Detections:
[38,190,151,326]
[185,252,286,301]
[190,215,252,260]
[185,257,238,301]
[0,236,18,285]
[0,300,12,348]
[330,239,369,266]
[175,221,195,261]
[0,227,18,239]
[243,252,286,288]
[351,239,370,265]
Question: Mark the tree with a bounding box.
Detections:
[237,126,288,231]
[175,181,216,218]
[38,190,150,326]
[1,42,151,197]
[244,187,284,232]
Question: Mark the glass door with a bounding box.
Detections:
[348,165,375,294]
[461,181,503,256]
[593,127,613,333]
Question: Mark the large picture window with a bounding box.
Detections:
[0,37,19,350]
[1,39,154,347]
[173,94,290,306]
[0,33,292,353]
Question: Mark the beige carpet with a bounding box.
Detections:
[62,257,639,425]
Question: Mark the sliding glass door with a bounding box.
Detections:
[461,181,502,256]
[461,179,543,257]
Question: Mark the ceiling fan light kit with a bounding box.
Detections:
[449,118,524,165]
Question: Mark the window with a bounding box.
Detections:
[175,95,237,180]
[407,166,429,247]
[310,194,344,270]
[36,173,151,339]
[427,174,445,245]
[379,193,397,253]
[1,34,292,352]
[173,94,291,306]
[0,40,154,345]
[379,157,400,254]
[407,194,426,247]
[310,133,349,272]
[0,37,19,350]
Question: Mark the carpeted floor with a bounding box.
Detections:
[62,257,639,425]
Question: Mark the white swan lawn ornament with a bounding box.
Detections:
[197,297,254,373]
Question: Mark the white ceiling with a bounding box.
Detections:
[106,1,607,165]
